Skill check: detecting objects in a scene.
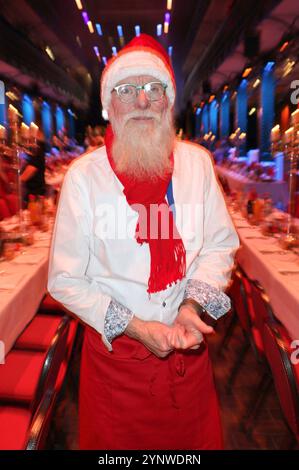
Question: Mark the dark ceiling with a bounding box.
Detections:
[0,0,298,121]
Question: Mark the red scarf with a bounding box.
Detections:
[104,125,186,294]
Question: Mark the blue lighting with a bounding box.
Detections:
[55,106,65,133]
[135,25,140,37]
[157,24,162,36]
[102,56,107,65]
[0,80,6,126]
[96,23,103,36]
[117,25,123,37]
[220,91,230,137]
[196,107,201,116]
[112,46,117,56]
[168,46,173,57]
[22,94,35,126]
[264,61,275,72]
[41,101,52,142]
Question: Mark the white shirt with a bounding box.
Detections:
[48,140,239,347]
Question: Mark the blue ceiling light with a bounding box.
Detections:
[157,24,162,36]
[264,61,275,72]
[117,25,123,37]
[96,23,103,36]
[135,25,141,37]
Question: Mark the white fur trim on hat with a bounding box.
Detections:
[101,49,176,113]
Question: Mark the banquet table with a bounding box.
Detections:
[216,165,289,207]
[0,222,52,359]
[231,210,299,340]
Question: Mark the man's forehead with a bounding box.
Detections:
[115,75,161,86]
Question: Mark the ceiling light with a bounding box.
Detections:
[253,78,260,88]
[75,0,83,10]
[87,21,94,33]
[117,25,123,37]
[168,46,173,57]
[164,22,169,34]
[45,46,55,61]
[102,56,107,65]
[279,41,289,53]
[82,11,89,25]
[242,67,252,78]
[96,23,103,36]
[264,61,275,72]
[167,0,172,9]
[5,91,18,101]
[157,24,162,36]
[249,107,256,115]
[112,46,117,56]
[135,25,140,37]
[93,46,100,57]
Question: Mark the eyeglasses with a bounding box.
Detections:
[112,81,167,103]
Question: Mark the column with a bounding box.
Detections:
[261,61,275,159]
[41,101,53,143]
[22,94,35,126]
[236,79,248,153]
[220,91,230,138]
[209,99,218,137]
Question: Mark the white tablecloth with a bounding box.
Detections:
[216,166,289,207]
[231,211,299,339]
[0,232,51,359]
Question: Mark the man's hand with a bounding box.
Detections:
[125,316,186,358]
[124,305,214,358]
[170,304,215,350]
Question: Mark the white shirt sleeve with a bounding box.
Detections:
[187,152,239,291]
[47,167,112,346]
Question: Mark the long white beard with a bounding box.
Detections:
[110,109,176,180]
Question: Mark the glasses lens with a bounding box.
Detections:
[118,85,136,103]
[145,83,165,101]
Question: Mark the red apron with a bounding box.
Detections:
[79,326,223,450]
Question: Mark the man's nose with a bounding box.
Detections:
[135,89,150,109]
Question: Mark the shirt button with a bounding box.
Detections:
[162,301,166,307]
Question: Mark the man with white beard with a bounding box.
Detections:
[48,34,239,450]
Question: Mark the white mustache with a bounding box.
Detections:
[125,112,161,122]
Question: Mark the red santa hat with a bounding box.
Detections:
[100,34,176,114]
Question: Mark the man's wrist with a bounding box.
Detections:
[178,298,206,316]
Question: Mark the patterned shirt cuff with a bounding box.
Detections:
[104,299,134,345]
[183,279,231,320]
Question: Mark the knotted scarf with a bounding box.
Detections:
[104,125,186,293]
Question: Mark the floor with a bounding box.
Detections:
[46,315,297,450]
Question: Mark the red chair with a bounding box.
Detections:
[225,267,262,391]
[262,320,299,447]
[0,405,32,450]
[0,316,69,413]
[0,198,11,220]
[38,293,69,316]
[0,371,66,450]
[14,313,79,393]
[14,314,63,351]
